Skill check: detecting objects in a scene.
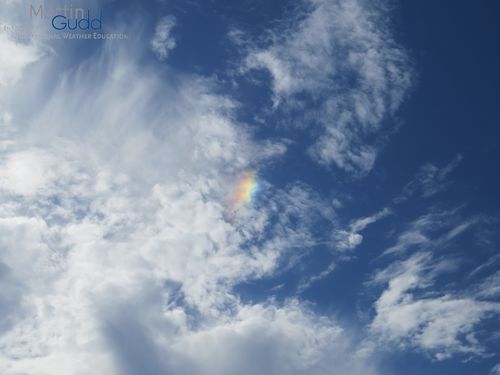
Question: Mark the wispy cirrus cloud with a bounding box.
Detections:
[240,0,413,174]
[297,207,391,292]
[491,363,500,375]
[382,207,480,256]
[368,206,500,361]
[394,155,463,203]
[370,251,500,360]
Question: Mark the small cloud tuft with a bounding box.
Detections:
[151,15,176,61]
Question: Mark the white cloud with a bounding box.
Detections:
[370,249,500,360]
[0,26,377,375]
[366,205,500,360]
[0,34,42,87]
[491,364,500,375]
[468,254,500,279]
[151,16,177,61]
[383,208,479,256]
[242,0,412,173]
[477,271,500,298]
[162,301,377,375]
[394,155,463,203]
[333,208,391,251]
[0,2,493,374]
[297,261,336,293]
[0,149,59,196]
[298,208,391,292]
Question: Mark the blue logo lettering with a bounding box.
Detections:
[51,15,66,30]
[51,10,102,31]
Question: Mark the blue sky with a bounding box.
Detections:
[0,0,499,374]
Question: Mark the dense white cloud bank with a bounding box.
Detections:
[0,9,375,375]
[0,34,41,87]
